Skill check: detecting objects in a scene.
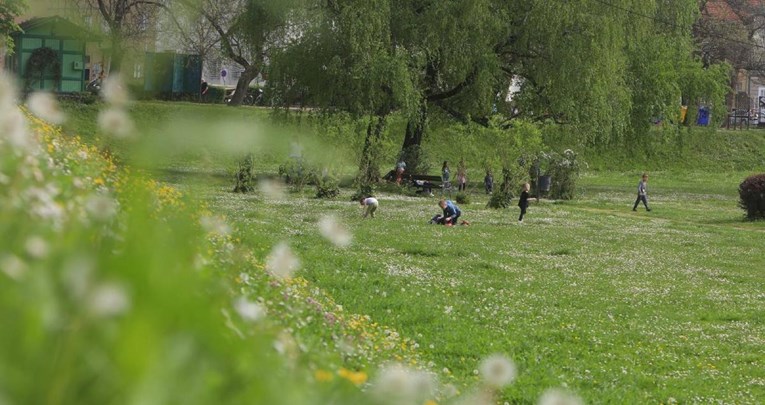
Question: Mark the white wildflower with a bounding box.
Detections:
[200,215,231,236]
[89,282,131,318]
[1,254,27,280]
[0,107,32,151]
[24,236,49,259]
[63,256,95,300]
[371,363,434,404]
[238,272,251,285]
[266,242,300,279]
[257,178,285,199]
[538,388,583,405]
[442,383,459,398]
[453,391,493,405]
[27,92,66,124]
[479,354,517,388]
[85,194,118,221]
[101,76,129,106]
[337,337,355,355]
[318,215,352,248]
[0,72,18,108]
[97,108,134,138]
[233,296,265,323]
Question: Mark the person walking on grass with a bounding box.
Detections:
[632,173,651,212]
[441,161,453,196]
[457,159,467,192]
[438,199,470,226]
[484,169,493,194]
[360,197,379,218]
[518,182,530,223]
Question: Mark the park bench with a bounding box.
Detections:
[406,174,452,196]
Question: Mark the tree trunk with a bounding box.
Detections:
[228,66,258,106]
[359,114,387,185]
[109,34,124,73]
[399,101,428,173]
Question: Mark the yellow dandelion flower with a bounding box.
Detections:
[424,401,438,405]
[314,369,333,382]
[338,368,367,385]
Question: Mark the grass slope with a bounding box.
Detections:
[61,101,765,176]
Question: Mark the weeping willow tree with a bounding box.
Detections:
[502,0,728,148]
[271,0,729,173]
[269,0,417,188]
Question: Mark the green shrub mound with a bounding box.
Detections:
[739,173,765,220]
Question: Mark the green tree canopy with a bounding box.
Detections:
[271,0,730,170]
[0,0,26,55]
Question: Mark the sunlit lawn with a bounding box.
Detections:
[170,171,765,404]
[59,100,765,402]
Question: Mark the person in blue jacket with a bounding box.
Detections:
[438,199,469,226]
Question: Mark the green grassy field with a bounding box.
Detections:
[59,101,765,403]
[162,166,765,403]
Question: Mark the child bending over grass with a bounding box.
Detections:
[360,197,379,218]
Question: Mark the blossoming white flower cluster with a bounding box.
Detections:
[233,296,265,323]
[318,215,352,247]
[479,353,517,388]
[538,388,584,405]
[0,73,34,153]
[267,242,301,279]
[257,178,286,200]
[200,215,232,236]
[370,363,435,405]
[27,92,66,125]
[98,76,134,138]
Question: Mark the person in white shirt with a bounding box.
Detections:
[360,197,379,218]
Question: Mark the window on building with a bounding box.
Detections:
[139,14,149,32]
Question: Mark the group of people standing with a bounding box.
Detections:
[440,160,469,192]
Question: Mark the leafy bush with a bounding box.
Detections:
[455,192,470,205]
[487,168,516,209]
[233,154,255,193]
[278,158,316,192]
[541,149,583,200]
[739,174,765,220]
[23,47,61,91]
[314,171,340,199]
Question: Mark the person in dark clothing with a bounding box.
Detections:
[200,79,209,102]
[484,170,493,194]
[632,173,651,212]
[518,182,530,223]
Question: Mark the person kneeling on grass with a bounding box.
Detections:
[360,197,379,218]
[438,199,470,226]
